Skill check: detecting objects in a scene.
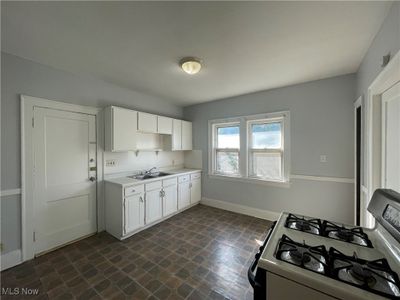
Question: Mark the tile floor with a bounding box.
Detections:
[1,205,272,300]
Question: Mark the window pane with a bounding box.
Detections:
[216,151,239,174]
[251,122,281,149]
[217,126,240,148]
[251,152,282,180]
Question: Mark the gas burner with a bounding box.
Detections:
[323,221,372,247]
[285,214,322,235]
[276,235,328,274]
[330,248,400,299]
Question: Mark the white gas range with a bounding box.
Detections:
[248,189,400,300]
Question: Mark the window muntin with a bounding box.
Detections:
[214,124,240,175]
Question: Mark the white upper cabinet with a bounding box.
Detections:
[182,121,193,150]
[138,112,157,133]
[172,119,182,150]
[105,106,137,152]
[105,106,192,152]
[157,116,173,135]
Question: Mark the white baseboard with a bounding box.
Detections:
[201,197,280,221]
[1,249,22,271]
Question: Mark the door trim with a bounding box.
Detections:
[354,96,362,225]
[21,94,104,261]
[364,50,400,227]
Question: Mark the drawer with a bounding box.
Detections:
[178,175,190,183]
[190,173,201,180]
[145,180,162,191]
[163,177,177,187]
[124,184,144,197]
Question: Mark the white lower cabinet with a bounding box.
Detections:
[145,188,163,224]
[105,171,201,240]
[178,181,191,209]
[190,178,201,204]
[124,193,144,234]
[163,183,178,217]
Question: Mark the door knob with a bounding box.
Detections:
[89,176,96,182]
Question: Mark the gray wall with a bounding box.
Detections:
[356,2,400,98]
[1,52,182,254]
[184,74,356,224]
[355,2,400,186]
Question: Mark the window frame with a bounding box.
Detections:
[210,120,241,176]
[208,111,290,186]
[247,117,285,181]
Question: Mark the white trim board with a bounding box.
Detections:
[1,249,22,271]
[201,197,280,221]
[1,189,21,197]
[290,174,354,184]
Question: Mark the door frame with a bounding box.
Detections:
[364,50,400,227]
[354,96,362,225]
[21,95,104,261]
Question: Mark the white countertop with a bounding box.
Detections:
[105,168,201,187]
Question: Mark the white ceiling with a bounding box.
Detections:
[1,1,392,106]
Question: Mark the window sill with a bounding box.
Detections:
[208,173,291,188]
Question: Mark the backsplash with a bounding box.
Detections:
[104,150,184,175]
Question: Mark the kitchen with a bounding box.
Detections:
[1,1,400,300]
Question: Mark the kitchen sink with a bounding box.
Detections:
[128,172,171,180]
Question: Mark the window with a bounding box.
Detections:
[213,123,240,175]
[248,120,283,181]
[209,112,289,185]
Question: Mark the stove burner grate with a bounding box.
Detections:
[276,235,328,275]
[285,214,322,235]
[330,248,400,299]
[323,221,373,248]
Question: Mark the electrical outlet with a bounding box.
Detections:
[106,159,116,167]
[320,155,327,163]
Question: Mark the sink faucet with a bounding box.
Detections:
[144,167,157,175]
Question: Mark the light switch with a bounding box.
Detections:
[320,155,327,163]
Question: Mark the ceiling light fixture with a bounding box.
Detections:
[180,57,202,75]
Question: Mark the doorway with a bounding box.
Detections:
[355,102,362,226]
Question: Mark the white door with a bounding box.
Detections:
[33,107,97,255]
[190,179,201,204]
[172,119,182,150]
[145,189,162,224]
[382,81,400,192]
[163,184,178,216]
[178,182,190,209]
[124,193,144,234]
[182,121,193,150]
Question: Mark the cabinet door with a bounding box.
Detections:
[182,121,192,150]
[190,179,201,204]
[138,112,157,133]
[178,182,191,210]
[145,189,163,224]
[157,116,173,135]
[124,193,144,234]
[111,107,137,151]
[163,184,178,216]
[172,119,182,150]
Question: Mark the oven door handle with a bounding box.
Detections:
[247,254,260,288]
[247,221,276,288]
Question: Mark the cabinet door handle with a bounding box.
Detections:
[139,196,143,202]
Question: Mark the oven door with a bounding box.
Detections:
[248,221,276,300]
